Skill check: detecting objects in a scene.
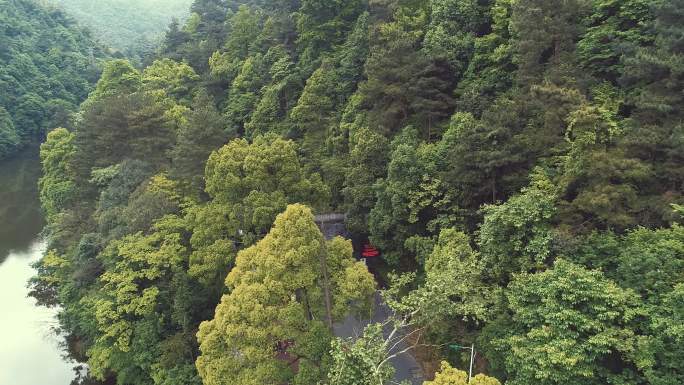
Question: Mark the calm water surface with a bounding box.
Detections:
[0,149,74,385]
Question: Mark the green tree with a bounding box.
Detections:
[243,48,300,138]
[208,5,265,86]
[606,225,684,385]
[359,5,455,137]
[456,0,516,114]
[142,59,200,104]
[490,260,642,385]
[621,0,684,205]
[423,0,492,76]
[189,136,329,291]
[411,229,494,326]
[73,92,174,184]
[558,92,656,230]
[123,174,184,233]
[612,226,684,304]
[291,60,337,139]
[196,204,375,385]
[13,93,46,140]
[478,171,557,284]
[170,89,229,188]
[295,0,366,68]
[343,122,390,234]
[326,323,395,385]
[646,283,684,385]
[224,55,267,136]
[39,128,76,221]
[84,217,201,384]
[436,109,530,222]
[182,0,231,71]
[89,59,142,101]
[204,136,329,210]
[576,0,654,82]
[368,128,428,265]
[425,361,501,385]
[510,0,589,85]
[333,12,370,101]
[161,18,191,60]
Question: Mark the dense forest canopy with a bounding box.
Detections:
[51,0,194,60]
[0,0,107,159]
[28,0,684,384]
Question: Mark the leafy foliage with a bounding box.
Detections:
[196,204,375,385]
[425,361,501,385]
[489,260,642,385]
[0,0,106,158]
[29,0,684,384]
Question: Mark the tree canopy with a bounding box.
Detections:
[0,0,107,158]
[29,0,684,384]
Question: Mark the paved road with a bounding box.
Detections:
[316,218,424,383]
[334,293,425,385]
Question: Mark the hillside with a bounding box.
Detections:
[0,0,107,159]
[52,0,193,57]
[31,0,684,385]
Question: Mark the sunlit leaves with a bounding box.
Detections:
[425,361,501,385]
[197,204,374,385]
[39,128,76,220]
[492,260,642,385]
[478,170,557,283]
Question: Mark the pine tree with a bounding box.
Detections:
[510,0,590,85]
[161,18,191,61]
[622,0,684,195]
[170,90,229,188]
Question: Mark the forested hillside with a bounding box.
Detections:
[52,0,193,60]
[32,0,684,385]
[0,0,107,159]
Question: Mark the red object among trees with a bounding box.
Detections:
[361,243,380,258]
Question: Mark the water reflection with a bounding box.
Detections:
[0,149,74,385]
[0,148,45,261]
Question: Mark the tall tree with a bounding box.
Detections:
[196,204,375,385]
[39,128,76,221]
[622,0,684,200]
[84,217,202,385]
[170,89,229,188]
[295,0,366,69]
[188,136,329,292]
[510,0,589,85]
[358,4,456,136]
[576,0,654,82]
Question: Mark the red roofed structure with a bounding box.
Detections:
[361,243,380,258]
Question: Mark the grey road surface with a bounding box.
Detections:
[333,293,425,385]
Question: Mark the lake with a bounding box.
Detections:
[0,149,74,385]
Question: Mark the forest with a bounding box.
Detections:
[0,0,107,158]
[17,0,684,384]
[51,0,194,61]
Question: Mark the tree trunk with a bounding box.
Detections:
[319,249,334,331]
